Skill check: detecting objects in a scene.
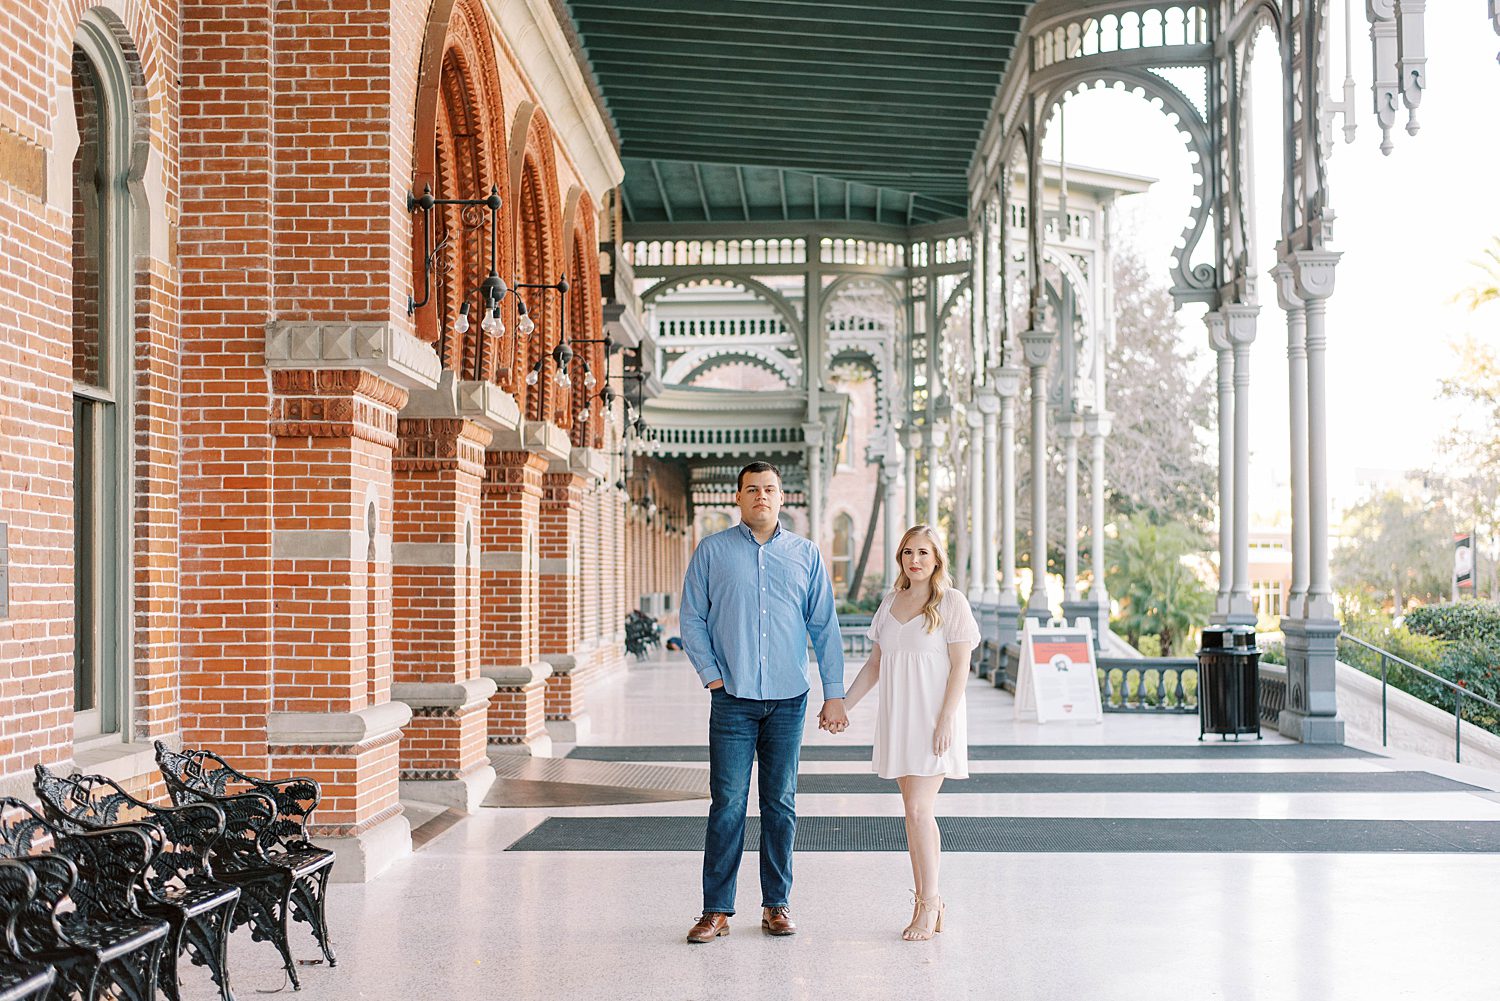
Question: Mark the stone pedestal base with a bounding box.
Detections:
[1278,616,1345,744]
[545,650,591,742]
[545,711,591,745]
[398,760,496,812]
[483,661,553,755]
[393,679,496,813]
[311,808,412,884]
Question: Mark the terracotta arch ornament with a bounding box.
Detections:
[511,108,565,422]
[565,194,605,448]
[410,0,510,380]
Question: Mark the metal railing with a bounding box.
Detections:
[1338,632,1500,764]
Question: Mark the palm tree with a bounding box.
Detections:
[1106,513,1216,655]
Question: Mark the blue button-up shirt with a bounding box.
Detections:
[680,522,845,701]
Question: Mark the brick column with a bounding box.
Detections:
[268,369,412,878]
[390,417,497,811]
[479,451,552,755]
[540,470,589,742]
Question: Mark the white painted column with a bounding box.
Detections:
[1206,312,1234,619]
[924,424,940,526]
[1061,413,1084,602]
[966,410,984,602]
[979,391,1000,605]
[1086,411,1112,614]
[882,462,901,588]
[997,370,1021,609]
[1225,304,1259,622]
[804,427,824,551]
[902,424,918,529]
[1021,331,1052,620]
[1292,251,1341,620]
[1273,263,1310,612]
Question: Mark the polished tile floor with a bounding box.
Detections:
[192,653,1500,1001]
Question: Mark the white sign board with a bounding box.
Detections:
[1013,619,1104,724]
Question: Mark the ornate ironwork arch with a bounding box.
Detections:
[643,272,808,376]
[1030,68,1217,306]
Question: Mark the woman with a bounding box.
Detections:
[835,524,978,941]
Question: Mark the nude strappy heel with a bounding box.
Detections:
[902,893,943,941]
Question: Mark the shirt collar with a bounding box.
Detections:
[737,520,782,546]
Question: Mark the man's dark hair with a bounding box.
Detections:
[737,461,782,492]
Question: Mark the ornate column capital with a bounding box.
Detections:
[1204,310,1231,353]
[1084,411,1113,438]
[1019,328,1053,368]
[965,408,983,431]
[975,390,1000,416]
[1270,262,1303,312]
[992,365,1024,398]
[1290,250,1342,302]
[1059,413,1085,440]
[1223,303,1260,347]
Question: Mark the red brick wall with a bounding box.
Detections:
[0,0,634,821]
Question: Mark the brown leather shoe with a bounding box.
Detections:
[761,906,796,936]
[687,912,730,943]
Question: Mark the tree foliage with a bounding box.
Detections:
[1105,513,1215,655]
[1332,489,1452,615]
[1102,247,1216,528]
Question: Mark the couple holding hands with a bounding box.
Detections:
[680,461,978,945]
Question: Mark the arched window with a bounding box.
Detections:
[830,512,855,595]
[70,20,137,738]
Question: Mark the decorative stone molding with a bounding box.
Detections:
[457,379,523,435]
[568,445,611,481]
[1019,328,1053,367]
[267,701,413,750]
[1222,303,1259,347]
[393,678,497,710]
[1290,250,1341,302]
[491,419,570,463]
[483,660,554,687]
[272,528,391,564]
[265,321,442,393]
[1083,410,1113,438]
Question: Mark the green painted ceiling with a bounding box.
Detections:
[561,0,1035,227]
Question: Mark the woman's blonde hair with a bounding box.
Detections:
[892,523,951,633]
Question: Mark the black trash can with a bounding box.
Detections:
[1197,625,1261,740]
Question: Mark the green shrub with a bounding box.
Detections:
[1259,639,1286,665]
[1405,601,1500,647]
[1135,634,1163,658]
[1340,604,1500,735]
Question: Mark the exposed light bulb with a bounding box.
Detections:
[579,406,591,422]
[556,370,571,389]
[454,303,470,334]
[517,314,536,337]
[481,309,498,333]
[584,371,596,389]
[525,368,539,387]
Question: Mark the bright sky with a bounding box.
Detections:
[1042,7,1500,525]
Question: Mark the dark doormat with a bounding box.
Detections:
[568,744,1377,762]
[485,779,708,809]
[507,815,1500,853]
[790,771,1476,794]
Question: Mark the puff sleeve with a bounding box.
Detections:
[943,590,981,647]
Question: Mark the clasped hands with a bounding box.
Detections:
[818,699,849,734]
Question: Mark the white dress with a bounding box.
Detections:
[867,588,980,780]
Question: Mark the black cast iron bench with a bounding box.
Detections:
[153,742,336,991]
[34,764,242,1001]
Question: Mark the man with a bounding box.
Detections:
[680,461,847,944]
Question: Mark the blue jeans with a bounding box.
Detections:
[702,687,806,915]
